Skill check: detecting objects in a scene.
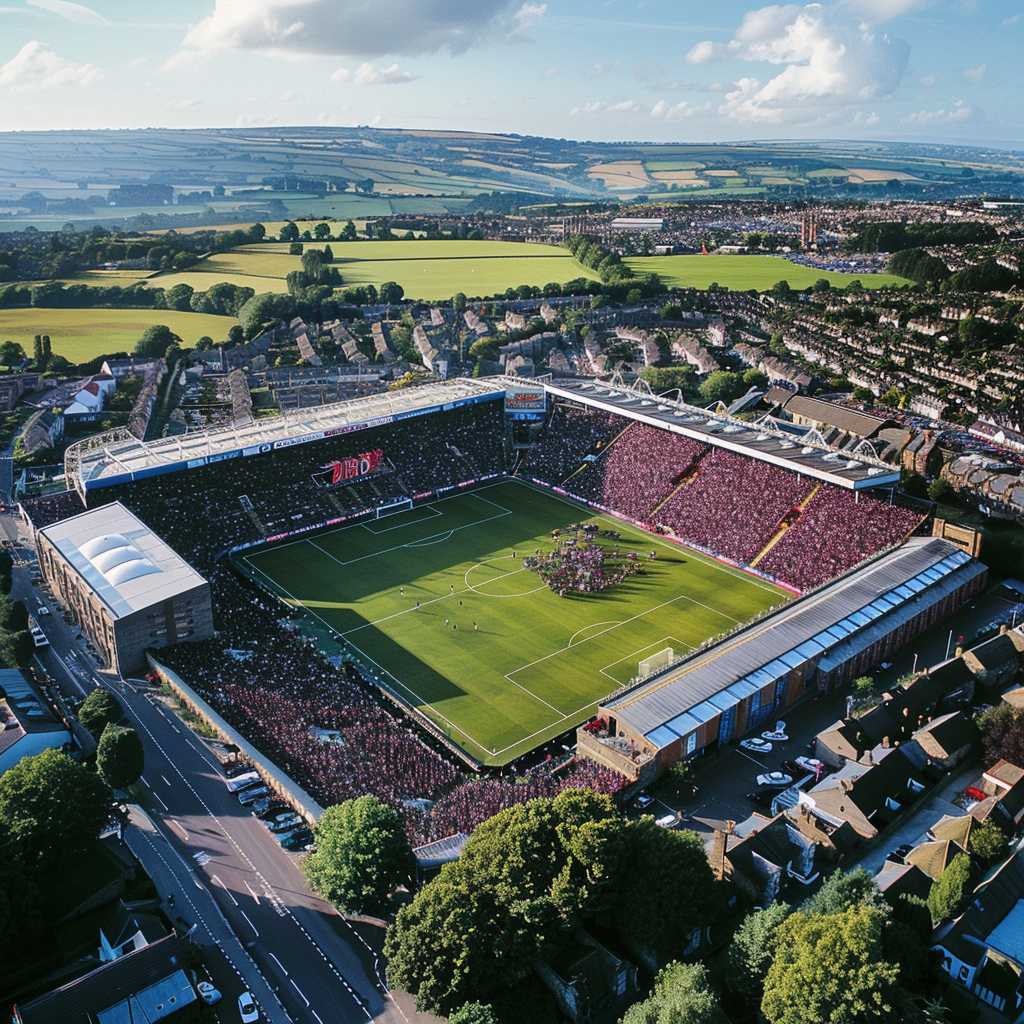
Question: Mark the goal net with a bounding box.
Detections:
[638,647,675,678]
[376,497,413,519]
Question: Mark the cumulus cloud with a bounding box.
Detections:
[569,98,642,116]
[178,0,518,58]
[691,3,911,124]
[513,2,546,32]
[650,98,712,120]
[963,62,985,81]
[0,39,101,89]
[333,61,417,85]
[906,97,974,124]
[27,0,107,24]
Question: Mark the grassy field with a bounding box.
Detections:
[241,480,784,765]
[0,307,237,362]
[149,240,597,300]
[625,254,910,291]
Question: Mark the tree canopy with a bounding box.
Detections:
[303,796,413,915]
[727,902,792,1004]
[622,961,727,1024]
[761,905,900,1024]
[96,724,145,790]
[927,853,973,925]
[77,688,123,739]
[0,749,112,878]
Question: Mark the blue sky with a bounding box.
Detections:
[0,0,1017,145]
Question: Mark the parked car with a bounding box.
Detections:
[746,787,776,809]
[793,756,826,775]
[280,829,314,851]
[740,737,773,753]
[238,991,260,1023]
[36,605,50,616]
[634,793,653,809]
[237,785,270,806]
[755,772,794,789]
[267,814,303,833]
[655,813,678,829]
[255,802,290,820]
[223,761,254,779]
[224,771,261,793]
[762,721,788,742]
[887,843,914,864]
[196,981,221,1006]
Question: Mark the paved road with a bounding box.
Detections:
[2,511,417,1024]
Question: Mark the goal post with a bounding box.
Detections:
[638,647,675,679]
[376,497,413,519]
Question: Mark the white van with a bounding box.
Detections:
[224,771,260,792]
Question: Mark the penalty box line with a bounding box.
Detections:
[599,635,693,685]
[242,554,498,757]
[360,505,442,534]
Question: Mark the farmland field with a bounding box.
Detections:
[624,254,910,290]
[148,240,598,300]
[0,307,237,363]
[241,480,784,765]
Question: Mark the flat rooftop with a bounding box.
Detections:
[74,379,503,488]
[545,378,900,489]
[39,502,208,620]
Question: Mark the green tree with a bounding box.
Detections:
[379,281,404,304]
[979,704,1024,766]
[698,370,743,405]
[803,868,887,917]
[927,853,973,924]
[0,340,25,368]
[303,796,413,915]
[452,292,467,311]
[228,324,244,344]
[927,478,952,503]
[727,903,791,1003]
[968,820,1007,864]
[449,1002,500,1024]
[341,220,358,241]
[134,324,177,358]
[314,222,331,240]
[622,961,727,1024]
[279,221,300,242]
[165,283,194,311]
[660,303,682,320]
[77,688,123,738]
[761,905,900,1024]
[96,724,145,790]
[0,749,112,878]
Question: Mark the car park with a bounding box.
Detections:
[238,991,259,1023]
[755,771,794,789]
[196,981,221,1006]
[740,737,773,753]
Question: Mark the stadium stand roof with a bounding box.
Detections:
[604,537,984,745]
[70,379,503,494]
[38,502,207,620]
[542,378,900,489]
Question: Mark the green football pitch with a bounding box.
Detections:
[239,480,786,765]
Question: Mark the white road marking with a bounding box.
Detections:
[212,874,239,906]
[170,819,189,840]
[244,880,261,903]
[241,910,259,937]
[160,774,172,786]
[289,979,309,1006]
[268,952,288,975]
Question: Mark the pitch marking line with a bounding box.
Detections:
[568,621,622,646]
[361,505,441,534]
[599,635,692,685]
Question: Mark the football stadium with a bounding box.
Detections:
[22,376,987,835]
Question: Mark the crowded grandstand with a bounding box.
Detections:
[21,375,934,839]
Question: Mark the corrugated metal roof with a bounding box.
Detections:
[609,537,979,743]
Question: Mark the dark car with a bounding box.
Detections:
[746,787,776,809]
[254,801,290,820]
[224,761,254,779]
[280,829,313,851]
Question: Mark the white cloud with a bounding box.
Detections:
[26,0,107,24]
[179,0,517,58]
[650,98,712,120]
[0,39,101,90]
[513,2,546,32]
[696,3,911,124]
[686,39,718,64]
[852,109,880,126]
[569,98,642,116]
[333,62,417,85]
[963,62,985,81]
[905,98,974,124]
